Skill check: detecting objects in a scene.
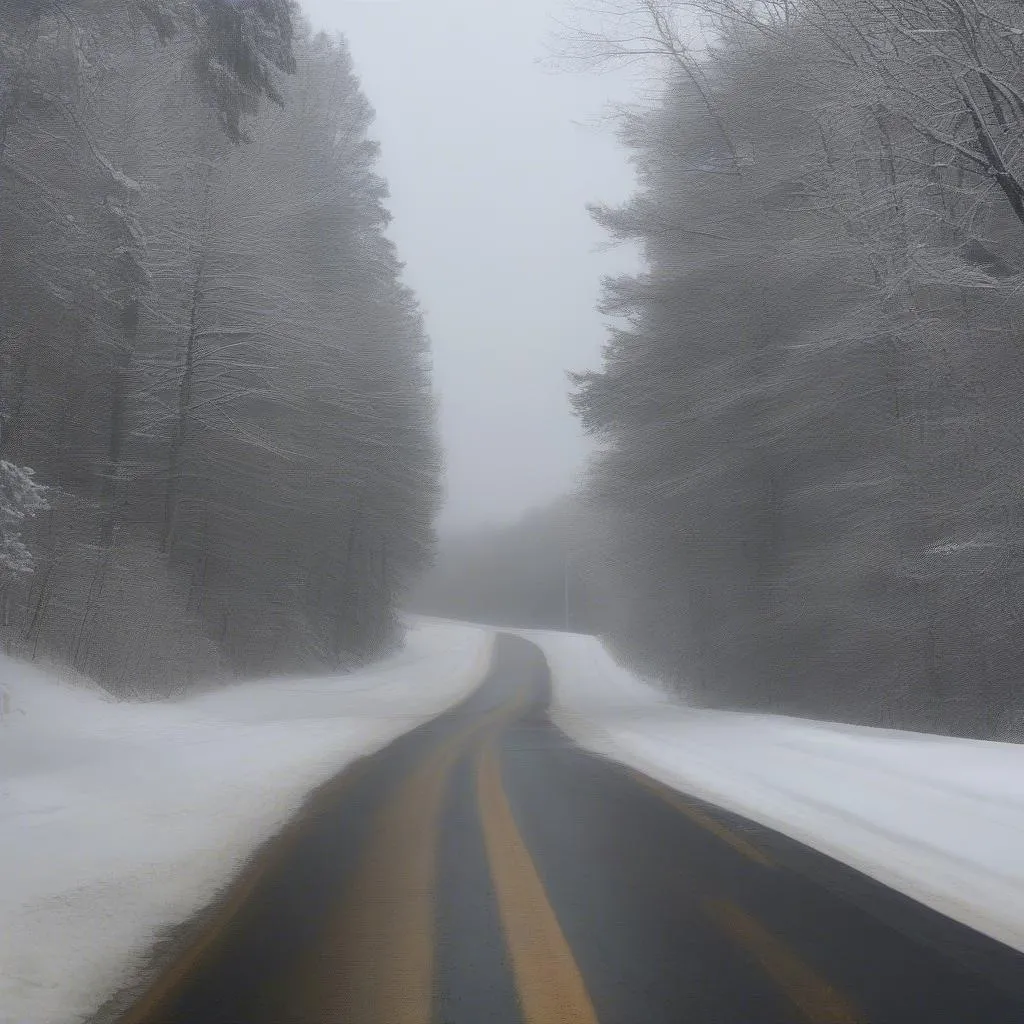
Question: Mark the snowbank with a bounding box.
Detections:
[526,629,1024,955]
[0,621,492,1024]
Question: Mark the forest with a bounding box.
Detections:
[8,0,1024,743]
[0,1,440,695]
[574,0,1024,738]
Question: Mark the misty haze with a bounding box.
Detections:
[4,2,1024,1023]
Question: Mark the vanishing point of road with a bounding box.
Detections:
[106,634,1024,1023]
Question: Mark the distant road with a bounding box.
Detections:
[113,635,1024,1024]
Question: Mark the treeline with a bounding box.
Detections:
[408,497,603,633]
[576,0,1024,738]
[0,3,440,694]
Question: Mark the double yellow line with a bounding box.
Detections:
[122,644,863,1024]
[477,738,599,1024]
[302,680,597,1023]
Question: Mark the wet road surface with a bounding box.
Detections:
[114,634,1024,1023]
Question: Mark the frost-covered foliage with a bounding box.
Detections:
[0,9,440,694]
[576,0,1024,737]
[0,461,48,574]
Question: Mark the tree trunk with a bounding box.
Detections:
[333,510,361,662]
[100,300,138,548]
[162,258,205,554]
[0,88,13,167]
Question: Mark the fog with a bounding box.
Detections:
[10,7,1024,1020]
[8,0,1019,736]
[300,0,638,530]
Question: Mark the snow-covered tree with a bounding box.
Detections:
[0,462,48,575]
[572,0,1024,737]
[0,10,441,693]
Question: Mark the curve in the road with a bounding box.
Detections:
[105,633,1024,1024]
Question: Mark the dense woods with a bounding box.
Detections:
[575,0,1024,738]
[0,2,440,694]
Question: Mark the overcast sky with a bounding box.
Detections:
[299,0,639,531]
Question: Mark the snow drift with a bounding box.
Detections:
[527,628,1024,956]
[0,620,491,1024]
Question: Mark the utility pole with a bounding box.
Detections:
[564,550,570,632]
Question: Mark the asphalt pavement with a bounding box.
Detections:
[109,633,1024,1024]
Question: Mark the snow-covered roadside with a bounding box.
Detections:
[525,628,1024,956]
[0,620,492,1024]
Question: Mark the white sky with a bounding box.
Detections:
[299,0,639,530]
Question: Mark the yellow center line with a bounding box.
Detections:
[706,898,865,1024]
[629,770,775,868]
[308,737,457,1024]
[121,642,505,1023]
[296,686,533,1024]
[121,636,503,1024]
[477,738,600,1024]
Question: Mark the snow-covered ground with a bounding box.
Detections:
[526,628,1024,956]
[0,620,491,1024]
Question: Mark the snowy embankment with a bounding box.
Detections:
[0,620,492,1024]
[526,629,1024,956]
